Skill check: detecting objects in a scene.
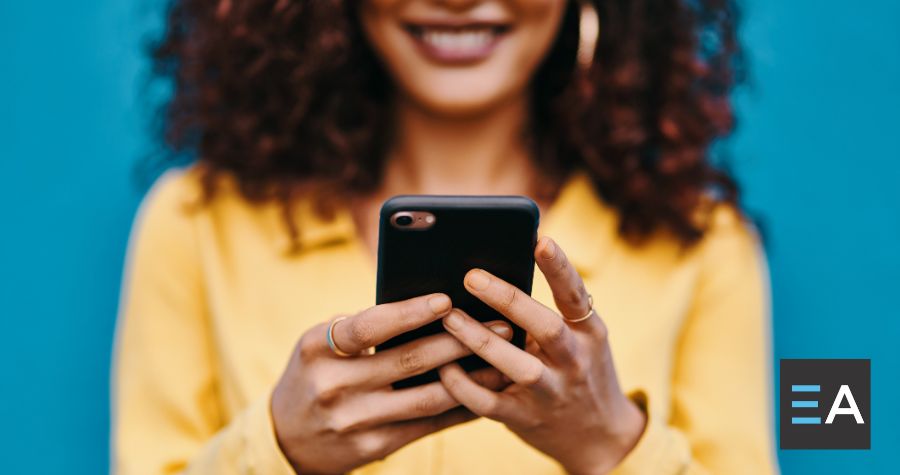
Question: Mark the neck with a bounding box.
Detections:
[378,94,538,197]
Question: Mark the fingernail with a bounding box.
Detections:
[465,269,490,291]
[540,237,557,259]
[489,323,512,338]
[444,310,464,331]
[428,294,451,315]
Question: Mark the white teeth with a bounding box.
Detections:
[421,28,495,52]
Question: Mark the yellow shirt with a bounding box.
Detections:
[113,168,777,475]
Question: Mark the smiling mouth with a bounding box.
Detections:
[404,24,511,64]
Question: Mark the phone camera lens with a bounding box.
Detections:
[396,215,413,226]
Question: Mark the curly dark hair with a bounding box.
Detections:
[152,0,744,246]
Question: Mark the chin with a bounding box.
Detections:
[402,73,521,118]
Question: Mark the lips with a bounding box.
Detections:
[404,23,511,64]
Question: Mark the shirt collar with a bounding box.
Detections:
[272,197,358,254]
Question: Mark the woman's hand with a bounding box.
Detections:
[272,294,512,474]
[438,237,647,475]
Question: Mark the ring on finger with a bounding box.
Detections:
[563,294,597,323]
[326,316,375,357]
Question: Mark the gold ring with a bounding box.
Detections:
[326,316,354,357]
[563,294,596,323]
[326,316,374,357]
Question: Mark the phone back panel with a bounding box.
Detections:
[376,195,538,388]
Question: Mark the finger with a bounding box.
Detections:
[333,293,453,355]
[442,309,552,390]
[344,367,509,431]
[439,363,531,427]
[352,321,513,387]
[371,407,479,459]
[534,237,594,322]
[525,334,542,357]
[463,268,578,364]
[466,366,510,391]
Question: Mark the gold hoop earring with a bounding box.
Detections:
[576,0,600,72]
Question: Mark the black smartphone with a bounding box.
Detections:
[375,195,539,389]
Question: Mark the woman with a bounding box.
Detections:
[114,0,775,473]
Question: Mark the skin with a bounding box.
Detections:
[272,294,514,473]
[359,0,565,116]
[440,237,646,474]
[272,1,647,473]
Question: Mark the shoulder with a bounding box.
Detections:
[129,167,208,257]
[135,165,250,231]
[691,204,767,281]
[133,166,294,256]
[700,204,762,255]
[138,167,205,222]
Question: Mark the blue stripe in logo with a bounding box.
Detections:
[791,400,818,408]
[791,385,821,392]
[791,417,822,425]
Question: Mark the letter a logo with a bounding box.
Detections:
[826,385,864,424]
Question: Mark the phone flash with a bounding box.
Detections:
[425,215,435,224]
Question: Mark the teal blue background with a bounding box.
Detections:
[1,0,897,473]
